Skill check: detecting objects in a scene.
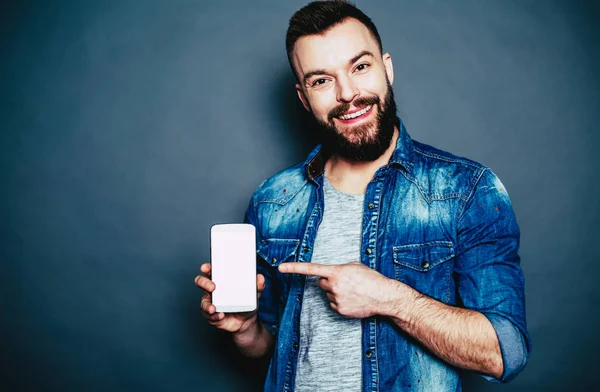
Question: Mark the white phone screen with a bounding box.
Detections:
[210,223,257,312]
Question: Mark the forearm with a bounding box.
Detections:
[232,316,275,359]
[382,281,503,379]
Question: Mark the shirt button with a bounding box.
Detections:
[422,261,430,269]
[368,203,375,210]
[297,294,302,301]
[365,248,372,255]
[272,257,277,263]
[293,343,299,349]
[303,246,310,252]
[365,350,372,358]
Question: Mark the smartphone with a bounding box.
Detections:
[210,223,257,313]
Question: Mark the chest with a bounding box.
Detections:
[256,177,461,306]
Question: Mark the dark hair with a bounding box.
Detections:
[286,0,383,80]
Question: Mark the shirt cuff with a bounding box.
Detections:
[480,312,529,383]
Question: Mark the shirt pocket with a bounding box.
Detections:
[392,241,455,303]
[257,238,301,267]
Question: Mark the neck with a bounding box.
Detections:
[324,126,399,192]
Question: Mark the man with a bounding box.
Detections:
[195,1,531,391]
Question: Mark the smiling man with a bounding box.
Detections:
[195,1,531,391]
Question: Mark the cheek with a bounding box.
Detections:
[308,92,336,118]
[357,71,387,97]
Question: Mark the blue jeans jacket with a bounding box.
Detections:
[244,119,531,392]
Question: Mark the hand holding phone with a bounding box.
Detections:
[196,263,266,333]
[194,223,264,333]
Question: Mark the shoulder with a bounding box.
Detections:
[412,140,484,171]
[409,139,491,202]
[250,162,309,206]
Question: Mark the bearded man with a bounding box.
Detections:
[195,1,531,391]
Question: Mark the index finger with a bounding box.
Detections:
[278,262,334,278]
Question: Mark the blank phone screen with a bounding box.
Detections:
[210,224,256,312]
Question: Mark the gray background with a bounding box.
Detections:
[1,0,598,391]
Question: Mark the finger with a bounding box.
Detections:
[317,276,332,292]
[278,262,334,278]
[325,292,336,303]
[194,275,216,292]
[206,312,225,322]
[257,274,266,292]
[201,296,217,313]
[200,263,211,275]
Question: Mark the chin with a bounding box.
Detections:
[336,121,380,143]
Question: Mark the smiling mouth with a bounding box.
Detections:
[338,105,372,120]
[334,104,374,125]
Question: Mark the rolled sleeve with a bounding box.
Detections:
[480,313,528,383]
[456,169,532,383]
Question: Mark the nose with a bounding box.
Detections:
[336,75,359,103]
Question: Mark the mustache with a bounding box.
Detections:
[327,96,380,122]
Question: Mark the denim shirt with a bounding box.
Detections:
[243,119,531,392]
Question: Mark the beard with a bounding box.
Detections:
[309,80,398,162]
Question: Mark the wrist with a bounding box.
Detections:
[380,279,418,326]
[233,314,259,338]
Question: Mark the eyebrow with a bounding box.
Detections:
[302,50,376,84]
[348,50,375,66]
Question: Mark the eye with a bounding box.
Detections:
[312,78,328,87]
[355,63,370,72]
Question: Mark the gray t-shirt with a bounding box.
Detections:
[293,174,364,392]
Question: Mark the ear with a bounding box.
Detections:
[295,84,311,112]
[382,53,394,85]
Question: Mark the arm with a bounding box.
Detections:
[196,263,275,359]
[383,169,530,381]
[381,282,503,378]
[449,168,531,382]
[275,261,501,378]
[196,188,279,359]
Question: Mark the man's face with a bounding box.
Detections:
[293,18,397,161]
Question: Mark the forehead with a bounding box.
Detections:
[293,18,380,75]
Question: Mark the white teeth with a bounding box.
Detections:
[339,105,371,120]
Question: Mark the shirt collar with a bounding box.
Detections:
[303,117,414,182]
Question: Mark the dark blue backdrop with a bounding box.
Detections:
[2,1,599,390]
